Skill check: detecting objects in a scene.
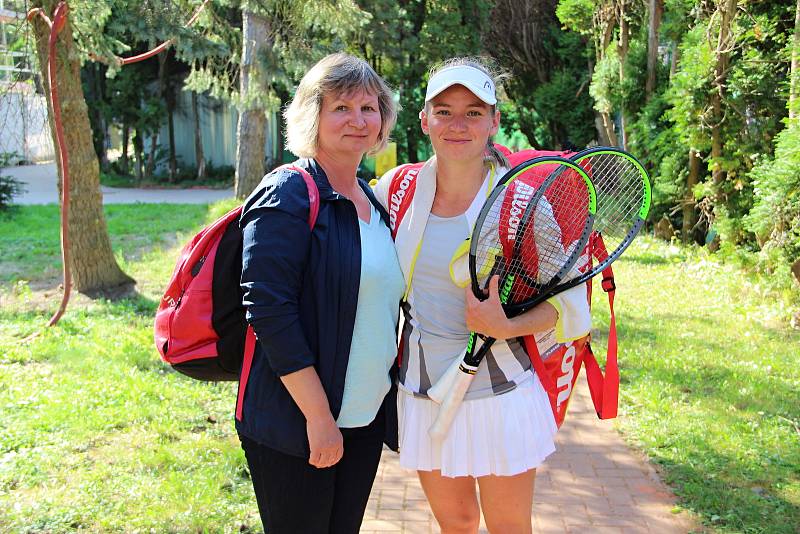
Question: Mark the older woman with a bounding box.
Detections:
[236,53,404,534]
[374,58,591,533]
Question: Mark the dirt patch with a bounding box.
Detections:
[1,281,96,314]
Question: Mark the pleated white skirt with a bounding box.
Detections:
[398,372,558,478]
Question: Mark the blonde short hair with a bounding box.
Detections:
[424,57,509,168]
[284,53,397,158]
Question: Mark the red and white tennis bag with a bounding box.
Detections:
[386,147,619,428]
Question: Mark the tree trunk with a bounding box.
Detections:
[599,4,616,62]
[192,91,206,179]
[646,0,663,99]
[517,118,543,150]
[601,111,619,146]
[587,55,610,145]
[121,124,130,175]
[711,0,737,192]
[158,54,177,181]
[593,2,619,145]
[167,106,177,180]
[145,55,168,179]
[790,0,800,121]
[670,42,680,80]
[133,127,144,183]
[235,10,269,199]
[683,148,700,244]
[595,114,610,145]
[145,130,158,178]
[30,1,135,297]
[617,0,629,149]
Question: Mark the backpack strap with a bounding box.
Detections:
[236,326,257,421]
[236,165,320,422]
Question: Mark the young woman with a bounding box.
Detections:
[237,53,404,534]
[374,58,592,534]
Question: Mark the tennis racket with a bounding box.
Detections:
[428,157,597,441]
[526,146,652,304]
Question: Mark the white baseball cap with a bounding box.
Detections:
[424,65,497,105]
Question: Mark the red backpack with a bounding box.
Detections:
[153,165,319,387]
[385,148,619,428]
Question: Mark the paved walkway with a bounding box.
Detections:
[363,375,698,533]
[5,163,233,205]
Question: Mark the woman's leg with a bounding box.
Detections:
[476,468,537,534]
[240,434,335,534]
[418,470,480,534]
[329,409,386,534]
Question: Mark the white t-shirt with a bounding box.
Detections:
[337,203,405,428]
[399,209,539,400]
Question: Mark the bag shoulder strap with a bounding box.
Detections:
[283,164,320,229]
[582,233,619,420]
[236,163,320,421]
[387,163,424,238]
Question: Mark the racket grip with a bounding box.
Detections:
[426,351,466,404]
[429,368,475,442]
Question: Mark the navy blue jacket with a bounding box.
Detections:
[237,158,399,457]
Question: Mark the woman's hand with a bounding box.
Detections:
[465,275,559,340]
[306,413,344,469]
[279,366,344,469]
[464,275,514,339]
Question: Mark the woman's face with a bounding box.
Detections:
[421,84,500,163]
[317,88,382,160]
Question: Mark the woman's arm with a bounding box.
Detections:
[280,368,343,469]
[464,275,590,340]
[464,276,558,339]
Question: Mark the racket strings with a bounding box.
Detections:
[580,154,645,252]
[472,167,592,303]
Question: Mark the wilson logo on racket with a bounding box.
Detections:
[506,181,535,242]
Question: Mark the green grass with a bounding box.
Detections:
[0,200,259,533]
[0,204,798,533]
[0,203,217,285]
[589,239,800,533]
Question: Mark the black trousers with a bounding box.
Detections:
[239,409,385,534]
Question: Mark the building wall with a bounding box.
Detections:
[152,90,278,171]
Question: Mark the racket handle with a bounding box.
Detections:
[429,367,475,442]
[426,351,466,404]
[468,337,497,366]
